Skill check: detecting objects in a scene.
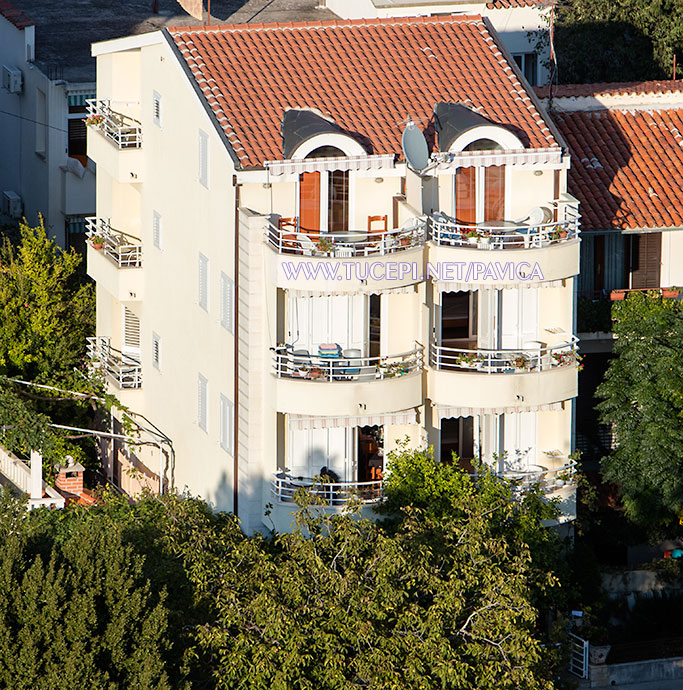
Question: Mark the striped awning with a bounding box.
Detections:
[288,408,418,430]
[67,90,96,107]
[433,147,564,170]
[289,284,417,298]
[265,154,395,176]
[435,402,564,418]
[435,278,566,292]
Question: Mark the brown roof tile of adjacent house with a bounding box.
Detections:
[0,0,34,29]
[553,108,683,230]
[486,0,546,8]
[535,80,683,99]
[168,15,559,169]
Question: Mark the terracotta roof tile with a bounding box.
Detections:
[169,15,558,169]
[553,108,683,230]
[486,0,545,8]
[535,80,683,99]
[0,0,34,29]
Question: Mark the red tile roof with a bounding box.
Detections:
[553,108,683,230]
[168,16,558,169]
[535,80,683,99]
[0,0,34,29]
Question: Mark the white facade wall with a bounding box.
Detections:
[0,14,94,245]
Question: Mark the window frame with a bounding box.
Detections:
[152,91,162,127]
[153,210,162,250]
[219,394,234,455]
[198,253,209,312]
[198,129,209,188]
[198,373,208,432]
[220,271,234,333]
[152,331,161,370]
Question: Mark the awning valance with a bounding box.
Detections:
[435,402,564,418]
[433,147,563,170]
[289,285,417,298]
[265,154,395,176]
[435,279,566,292]
[288,409,418,430]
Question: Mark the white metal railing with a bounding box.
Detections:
[496,459,578,496]
[265,217,426,257]
[0,446,64,509]
[568,632,589,679]
[85,217,142,268]
[86,99,142,149]
[272,473,384,505]
[86,336,142,389]
[430,197,580,249]
[430,336,580,373]
[273,343,423,382]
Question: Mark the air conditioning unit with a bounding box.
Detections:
[1,65,22,94]
[2,191,22,219]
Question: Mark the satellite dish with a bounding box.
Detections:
[402,121,430,172]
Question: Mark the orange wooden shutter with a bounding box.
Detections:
[455,167,476,224]
[299,172,321,233]
[484,166,505,221]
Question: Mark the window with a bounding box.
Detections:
[67,105,87,162]
[454,165,506,224]
[153,211,162,249]
[220,272,234,333]
[198,129,209,188]
[298,145,348,232]
[219,394,234,455]
[152,91,162,127]
[122,306,141,362]
[198,253,209,311]
[198,374,208,432]
[512,53,538,86]
[35,88,46,156]
[152,332,161,370]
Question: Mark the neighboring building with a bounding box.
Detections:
[536,80,683,461]
[322,0,551,86]
[0,0,268,248]
[86,15,580,534]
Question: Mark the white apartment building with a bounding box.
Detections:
[86,15,580,534]
[323,0,552,86]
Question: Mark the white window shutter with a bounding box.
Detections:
[198,129,209,188]
[122,307,141,362]
[220,394,234,455]
[152,211,162,249]
[198,253,209,311]
[220,272,234,333]
[198,374,208,431]
[152,332,161,370]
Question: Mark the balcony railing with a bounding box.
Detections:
[272,473,383,505]
[265,217,426,257]
[86,217,142,268]
[494,459,578,496]
[430,336,580,373]
[273,343,423,382]
[86,336,142,389]
[86,99,142,149]
[430,197,580,249]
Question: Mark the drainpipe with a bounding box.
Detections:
[233,177,241,518]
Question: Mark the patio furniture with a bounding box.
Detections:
[296,233,317,256]
[340,348,362,378]
[368,215,388,234]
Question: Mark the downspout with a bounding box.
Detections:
[233,177,241,517]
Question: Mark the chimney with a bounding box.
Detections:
[30,450,43,500]
[55,456,85,496]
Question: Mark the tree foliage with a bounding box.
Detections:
[0,219,96,470]
[555,0,683,83]
[0,448,569,689]
[597,292,683,528]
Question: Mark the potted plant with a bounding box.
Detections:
[315,236,334,255]
[662,287,680,298]
[513,354,530,370]
[558,227,568,239]
[465,229,479,245]
[478,231,491,247]
[610,289,626,301]
[90,235,105,250]
[84,114,105,128]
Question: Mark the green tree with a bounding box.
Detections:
[554,0,683,83]
[0,218,97,471]
[597,291,683,528]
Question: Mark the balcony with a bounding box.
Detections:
[265,218,426,292]
[86,99,144,183]
[272,343,424,416]
[86,337,142,389]
[428,338,579,409]
[427,194,580,286]
[85,218,143,301]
